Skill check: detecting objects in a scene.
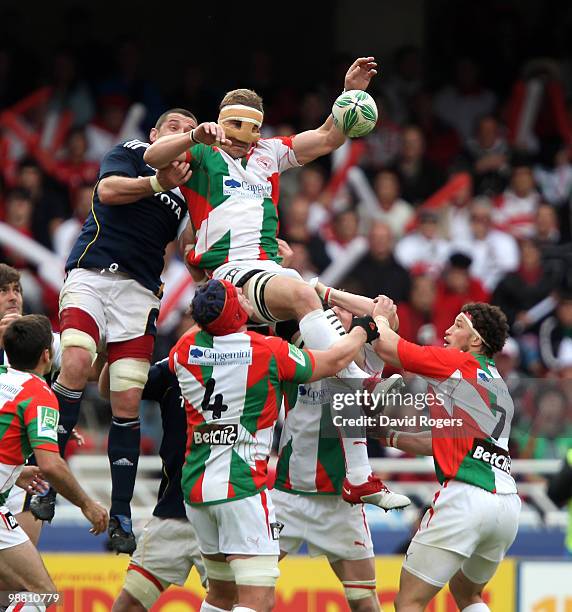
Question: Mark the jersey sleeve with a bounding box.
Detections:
[99,143,142,180]
[397,339,469,379]
[143,359,178,402]
[23,387,60,452]
[268,337,315,383]
[265,137,301,173]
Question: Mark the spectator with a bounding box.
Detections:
[535,202,562,246]
[456,114,510,196]
[298,165,332,234]
[495,336,529,398]
[518,386,572,460]
[286,241,317,282]
[452,196,519,291]
[494,164,541,237]
[397,273,437,345]
[384,45,424,125]
[323,209,367,265]
[14,158,68,249]
[534,143,572,207]
[395,209,451,276]
[340,221,410,302]
[390,125,444,206]
[357,169,414,238]
[434,58,497,141]
[52,127,99,198]
[538,286,572,372]
[363,91,403,170]
[53,183,94,260]
[433,252,489,340]
[410,91,461,171]
[438,172,473,242]
[493,237,561,329]
[47,49,95,127]
[85,94,145,162]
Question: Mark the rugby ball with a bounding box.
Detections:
[332,90,378,138]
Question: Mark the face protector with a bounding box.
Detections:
[218,104,263,144]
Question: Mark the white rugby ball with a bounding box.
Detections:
[332,89,378,138]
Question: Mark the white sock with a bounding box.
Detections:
[231,607,256,612]
[462,604,490,611]
[201,601,232,611]
[6,600,46,612]
[299,309,372,484]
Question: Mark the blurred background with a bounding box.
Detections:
[1,1,572,609]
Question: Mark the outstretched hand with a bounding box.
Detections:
[344,56,378,92]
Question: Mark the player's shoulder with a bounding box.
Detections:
[105,139,149,162]
[120,139,150,152]
[259,135,295,150]
[20,373,55,402]
[247,330,282,350]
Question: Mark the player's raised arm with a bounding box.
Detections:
[143,122,231,168]
[292,57,377,165]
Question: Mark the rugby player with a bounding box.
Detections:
[170,278,378,612]
[0,264,65,546]
[274,305,406,612]
[370,297,521,612]
[97,358,211,611]
[33,108,225,553]
[144,58,406,509]
[0,315,107,611]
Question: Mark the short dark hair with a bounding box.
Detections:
[4,314,53,371]
[155,108,197,130]
[0,264,22,292]
[461,303,509,357]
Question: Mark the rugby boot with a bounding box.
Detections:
[342,475,411,511]
[108,515,136,555]
[29,487,57,522]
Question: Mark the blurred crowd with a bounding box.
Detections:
[1,41,572,461]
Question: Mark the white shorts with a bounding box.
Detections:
[273,488,374,563]
[60,268,161,345]
[185,491,280,556]
[0,505,28,550]
[403,480,521,587]
[4,486,28,516]
[211,260,303,286]
[130,517,206,586]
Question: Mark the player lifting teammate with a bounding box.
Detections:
[170,278,378,612]
[144,57,408,510]
[370,298,520,612]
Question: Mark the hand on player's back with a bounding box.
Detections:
[156,161,193,191]
[0,312,21,346]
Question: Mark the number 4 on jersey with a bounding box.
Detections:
[201,378,228,419]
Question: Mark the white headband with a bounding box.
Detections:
[459,312,491,348]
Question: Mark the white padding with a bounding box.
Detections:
[124,567,168,610]
[109,358,150,392]
[203,558,235,582]
[60,328,97,364]
[343,579,377,601]
[229,556,279,587]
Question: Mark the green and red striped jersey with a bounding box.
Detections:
[274,380,345,496]
[182,138,300,271]
[170,328,315,506]
[397,340,517,494]
[0,366,59,505]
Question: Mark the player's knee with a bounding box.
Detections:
[109,359,150,394]
[59,344,93,386]
[229,555,280,588]
[111,387,143,419]
[122,567,169,611]
[343,580,379,611]
[291,282,321,317]
[111,588,147,612]
[449,572,481,610]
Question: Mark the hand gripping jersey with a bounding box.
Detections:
[170,328,315,506]
[275,380,345,495]
[182,138,300,271]
[0,366,59,505]
[397,339,517,494]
